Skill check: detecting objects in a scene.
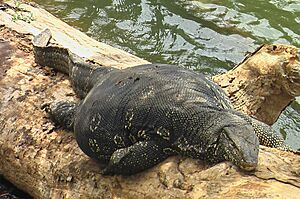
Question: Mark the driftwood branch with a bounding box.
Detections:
[0,1,299,198]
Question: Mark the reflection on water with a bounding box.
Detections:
[32,0,300,149]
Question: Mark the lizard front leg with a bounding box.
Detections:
[102,140,171,175]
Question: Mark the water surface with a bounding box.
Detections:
[32,0,300,149]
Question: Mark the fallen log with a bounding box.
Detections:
[0,1,299,198]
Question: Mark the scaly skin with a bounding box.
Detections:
[34,29,296,175]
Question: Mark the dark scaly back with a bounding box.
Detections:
[74,64,259,171]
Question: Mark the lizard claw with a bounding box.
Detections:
[41,102,52,113]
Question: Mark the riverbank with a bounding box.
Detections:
[0,1,300,198]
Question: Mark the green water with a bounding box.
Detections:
[32,0,300,149]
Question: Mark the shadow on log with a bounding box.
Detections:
[0,1,299,198]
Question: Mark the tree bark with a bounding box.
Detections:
[0,1,299,198]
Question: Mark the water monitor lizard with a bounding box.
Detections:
[33,29,296,175]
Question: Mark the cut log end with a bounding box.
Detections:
[213,44,300,125]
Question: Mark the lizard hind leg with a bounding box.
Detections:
[42,101,79,130]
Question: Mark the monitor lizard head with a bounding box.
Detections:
[219,122,259,171]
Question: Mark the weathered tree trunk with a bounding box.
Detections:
[0,1,299,198]
[213,45,300,125]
